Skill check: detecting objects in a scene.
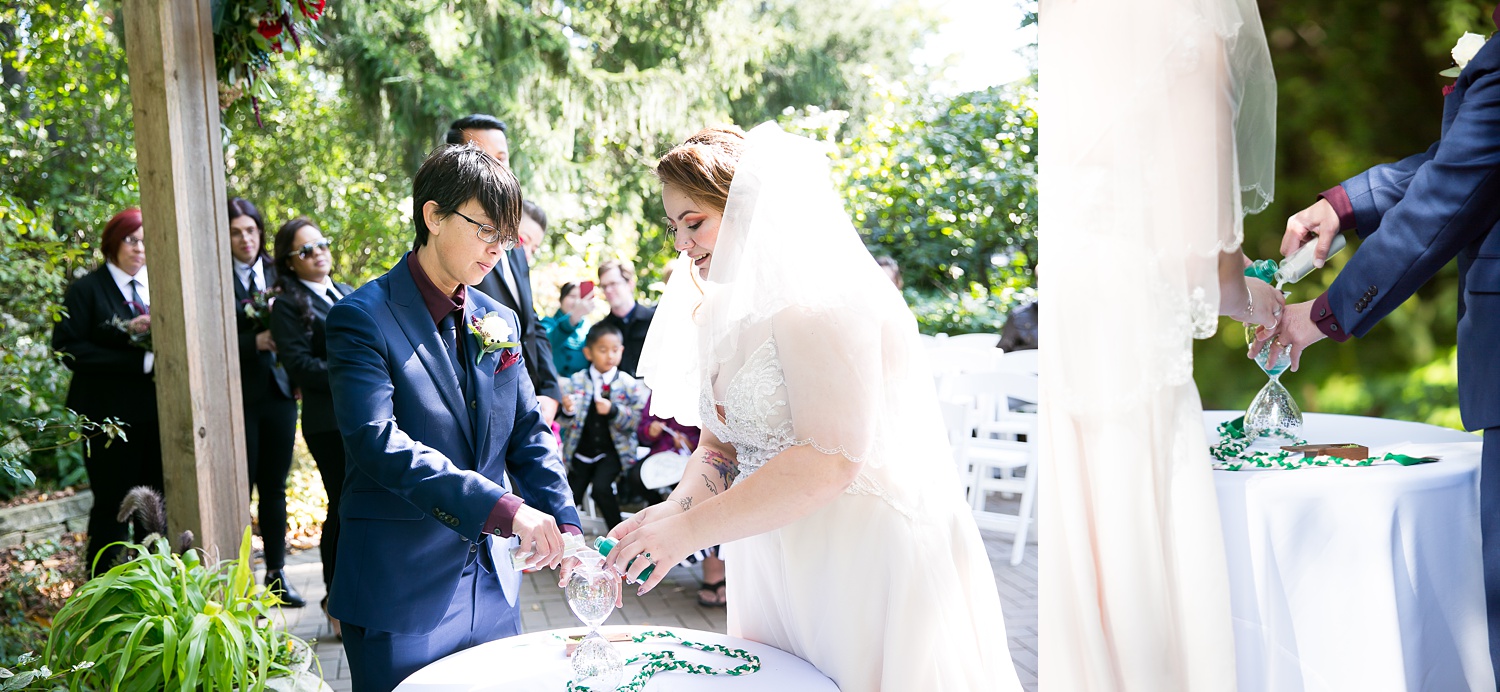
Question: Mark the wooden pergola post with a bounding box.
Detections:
[121,0,250,557]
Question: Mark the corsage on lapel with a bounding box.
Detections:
[1441,32,1489,95]
[468,312,519,367]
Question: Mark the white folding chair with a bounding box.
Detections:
[939,372,1039,566]
[995,348,1039,376]
[944,333,1002,351]
[961,435,1037,566]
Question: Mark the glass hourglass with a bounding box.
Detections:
[566,551,625,690]
[1245,337,1303,441]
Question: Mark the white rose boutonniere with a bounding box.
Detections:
[1441,32,1488,77]
[468,312,519,365]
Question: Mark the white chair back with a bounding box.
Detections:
[945,333,1002,351]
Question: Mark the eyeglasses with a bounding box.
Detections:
[452,210,517,251]
[287,239,330,259]
[122,236,144,247]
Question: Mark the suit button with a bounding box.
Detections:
[470,399,477,410]
[1319,308,1327,317]
[470,544,478,553]
[1369,285,1377,291]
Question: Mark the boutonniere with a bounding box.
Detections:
[467,312,518,366]
[240,289,275,330]
[1441,32,1488,80]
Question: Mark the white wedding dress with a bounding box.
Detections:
[1039,0,1276,690]
[701,329,1020,692]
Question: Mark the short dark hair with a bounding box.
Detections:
[411,144,523,251]
[584,321,623,347]
[559,281,578,303]
[446,114,507,145]
[521,199,547,231]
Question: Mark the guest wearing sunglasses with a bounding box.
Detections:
[270,217,357,635]
[228,197,303,607]
[52,208,164,575]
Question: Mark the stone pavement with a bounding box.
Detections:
[271,527,1037,691]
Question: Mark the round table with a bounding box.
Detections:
[393,625,839,691]
[1206,411,1493,692]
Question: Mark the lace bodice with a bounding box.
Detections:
[699,336,911,515]
[701,336,795,480]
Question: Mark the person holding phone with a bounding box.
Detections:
[543,280,595,377]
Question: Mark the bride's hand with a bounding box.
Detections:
[607,500,686,542]
[603,512,699,596]
[1236,277,1285,329]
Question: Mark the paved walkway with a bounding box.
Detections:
[272,526,1037,691]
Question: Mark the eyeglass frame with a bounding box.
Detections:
[451,209,518,251]
[286,239,331,260]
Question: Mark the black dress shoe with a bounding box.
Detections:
[265,569,307,608]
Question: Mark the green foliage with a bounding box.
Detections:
[1,2,137,496]
[0,651,93,692]
[1195,0,1494,426]
[0,537,88,664]
[45,527,310,691]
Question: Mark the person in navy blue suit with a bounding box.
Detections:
[326,144,584,691]
[1262,11,1500,681]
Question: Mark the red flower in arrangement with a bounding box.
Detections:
[1443,83,1456,97]
[257,18,284,40]
[298,0,326,20]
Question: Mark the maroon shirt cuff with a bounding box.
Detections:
[483,494,526,538]
[482,494,583,538]
[1310,292,1351,342]
[1318,186,1357,233]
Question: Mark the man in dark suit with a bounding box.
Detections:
[1265,14,1500,679]
[446,115,562,423]
[326,144,581,691]
[597,258,656,377]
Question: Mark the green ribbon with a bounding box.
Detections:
[1210,415,1439,471]
[566,630,762,692]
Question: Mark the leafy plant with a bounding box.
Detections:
[0,536,88,662]
[0,652,93,692]
[45,526,312,691]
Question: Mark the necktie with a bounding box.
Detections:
[248,266,261,294]
[325,287,340,304]
[129,279,148,316]
[439,312,467,395]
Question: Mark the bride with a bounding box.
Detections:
[601,123,1021,690]
[1039,0,1281,689]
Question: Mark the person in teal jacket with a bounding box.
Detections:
[543,281,595,377]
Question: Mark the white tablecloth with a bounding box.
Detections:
[1207,411,1493,692]
[394,625,839,691]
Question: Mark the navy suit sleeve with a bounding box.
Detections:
[326,300,508,540]
[502,346,582,530]
[1330,65,1500,337]
[1342,144,1438,239]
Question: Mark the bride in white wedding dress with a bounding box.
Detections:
[1039,0,1282,690]
[601,123,1021,691]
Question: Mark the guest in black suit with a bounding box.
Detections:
[597,259,656,377]
[270,217,355,635]
[227,197,303,607]
[447,115,563,422]
[52,208,163,576]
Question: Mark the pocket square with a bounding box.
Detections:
[497,350,520,373]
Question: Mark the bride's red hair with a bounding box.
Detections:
[654,125,746,214]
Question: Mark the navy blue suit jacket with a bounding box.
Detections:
[1330,36,1500,431]
[325,254,580,635]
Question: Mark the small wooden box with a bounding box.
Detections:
[1280,443,1369,461]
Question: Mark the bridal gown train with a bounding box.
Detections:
[702,331,1021,692]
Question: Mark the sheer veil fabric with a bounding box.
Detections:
[637,123,1020,690]
[1040,0,1275,689]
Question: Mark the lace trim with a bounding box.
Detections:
[844,472,915,520]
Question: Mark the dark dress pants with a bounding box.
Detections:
[304,429,345,591]
[341,544,520,692]
[245,396,298,570]
[82,413,163,575]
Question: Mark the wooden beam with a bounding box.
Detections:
[121,0,249,558]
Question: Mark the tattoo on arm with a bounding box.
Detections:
[676,497,692,512]
[701,474,719,496]
[703,449,739,491]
